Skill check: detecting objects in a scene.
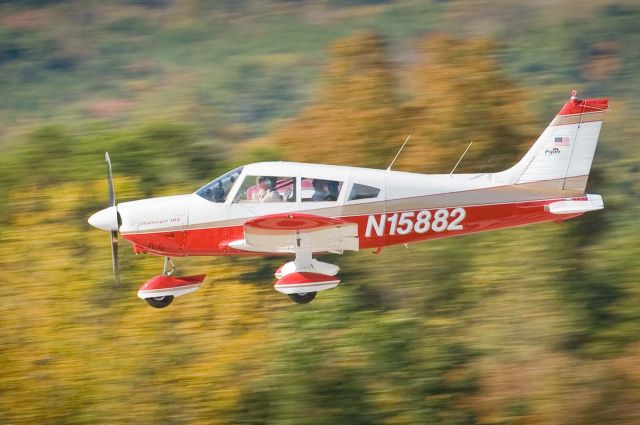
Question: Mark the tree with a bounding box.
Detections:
[255,31,405,169]
[398,34,535,174]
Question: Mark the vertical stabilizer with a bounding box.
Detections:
[494,91,608,196]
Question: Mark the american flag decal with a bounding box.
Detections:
[555,137,571,146]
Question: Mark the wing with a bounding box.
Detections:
[227,213,359,254]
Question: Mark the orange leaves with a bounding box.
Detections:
[262,32,404,169]
[399,34,534,173]
[251,32,534,175]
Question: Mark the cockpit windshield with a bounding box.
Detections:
[195,167,243,203]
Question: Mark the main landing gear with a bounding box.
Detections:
[274,252,340,304]
[288,292,317,304]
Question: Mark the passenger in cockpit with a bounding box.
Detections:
[212,181,225,202]
[327,180,339,201]
[312,179,330,201]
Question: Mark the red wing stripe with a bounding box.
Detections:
[244,213,348,231]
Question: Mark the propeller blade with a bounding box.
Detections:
[105,152,116,207]
[111,230,120,286]
[105,152,120,285]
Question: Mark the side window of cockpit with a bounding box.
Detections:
[233,176,296,203]
[348,183,380,201]
[301,178,342,202]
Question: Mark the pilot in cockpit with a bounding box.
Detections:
[256,176,282,202]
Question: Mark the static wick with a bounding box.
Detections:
[387,135,412,171]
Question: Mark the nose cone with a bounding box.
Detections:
[88,206,119,231]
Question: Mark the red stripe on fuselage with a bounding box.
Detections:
[121,197,585,257]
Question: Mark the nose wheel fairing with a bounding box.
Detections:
[135,256,206,308]
[137,274,206,301]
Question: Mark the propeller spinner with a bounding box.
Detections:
[88,152,121,285]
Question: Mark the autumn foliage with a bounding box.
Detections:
[1,3,640,423]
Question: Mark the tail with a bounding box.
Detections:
[494,91,608,197]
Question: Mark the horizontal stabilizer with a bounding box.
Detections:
[546,194,603,215]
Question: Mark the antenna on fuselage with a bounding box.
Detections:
[386,135,412,171]
[449,141,473,177]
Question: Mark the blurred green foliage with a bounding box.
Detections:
[1,1,640,424]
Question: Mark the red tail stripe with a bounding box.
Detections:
[557,98,608,116]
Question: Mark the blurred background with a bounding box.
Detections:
[0,0,639,423]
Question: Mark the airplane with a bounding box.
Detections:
[89,91,608,308]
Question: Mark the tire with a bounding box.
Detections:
[145,295,174,308]
[288,292,317,304]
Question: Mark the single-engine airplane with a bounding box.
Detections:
[89,91,608,308]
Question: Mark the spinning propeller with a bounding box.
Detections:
[88,152,121,285]
[106,152,120,286]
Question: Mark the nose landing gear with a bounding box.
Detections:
[137,257,206,309]
[144,257,176,308]
[145,295,174,308]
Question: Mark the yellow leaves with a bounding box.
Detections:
[0,218,282,421]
